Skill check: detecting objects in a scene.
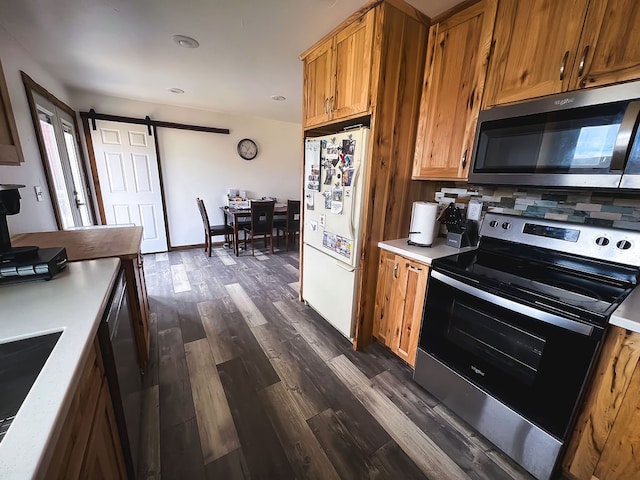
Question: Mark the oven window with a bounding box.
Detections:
[421,275,601,439]
[447,301,545,386]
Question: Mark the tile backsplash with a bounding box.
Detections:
[434,186,640,231]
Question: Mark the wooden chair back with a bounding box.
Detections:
[249,200,275,235]
[196,198,209,232]
[286,200,301,232]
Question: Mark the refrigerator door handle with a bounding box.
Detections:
[334,261,356,273]
[349,162,362,240]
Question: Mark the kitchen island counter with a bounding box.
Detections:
[0,258,120,479]
[12,226,151,366]
[378,237,476,265]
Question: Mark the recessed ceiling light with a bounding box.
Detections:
[270,95,286,101]
[168,87,185,94]
[173,35,199,48]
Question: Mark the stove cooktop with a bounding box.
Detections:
[433,214,640,327]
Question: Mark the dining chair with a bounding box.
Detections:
[197,198,234,257]
[275,199,301,251]
[243,200,275,255]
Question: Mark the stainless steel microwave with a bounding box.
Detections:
[469,81,640,189]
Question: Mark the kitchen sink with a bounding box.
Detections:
[0,331,62,442]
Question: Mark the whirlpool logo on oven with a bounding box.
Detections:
[471,365,486,377]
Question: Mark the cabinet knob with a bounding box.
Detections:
[393,263,399,279]
[559,50,569,81]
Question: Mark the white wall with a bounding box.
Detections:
[71,90,302,247]
[0,25,71,233]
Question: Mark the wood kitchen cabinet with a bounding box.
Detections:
[45,340,126,480]
[483,0,640,107]
[0,58,24,165]
[301,8,375,128]
[373,250,429,367]
[562,326,640,480]
[301,0,430,350]
[12,227,151,366]
[413,0,497,180]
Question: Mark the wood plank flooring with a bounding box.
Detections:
[139,246,537,480]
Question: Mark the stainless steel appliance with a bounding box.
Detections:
[414,213,640,480]
[99,270,142,478]
[469,80,640,189]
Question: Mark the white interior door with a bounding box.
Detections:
[91,119,168,253]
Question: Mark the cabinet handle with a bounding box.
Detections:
[407,264,422,272]
[577,45,590,78]
[559,50,569,81]
[393,263,399,279]
[324,97,329,114]
[329,95,334,114]
[461,148,468,169]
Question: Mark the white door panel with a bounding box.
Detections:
[92,120,168,253]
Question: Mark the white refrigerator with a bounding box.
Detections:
[302,127,369,340]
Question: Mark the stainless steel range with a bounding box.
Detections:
[414,213,640,480]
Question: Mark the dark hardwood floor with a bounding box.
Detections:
[138,245,535,480]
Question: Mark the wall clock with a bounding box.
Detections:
[237,138,258,160]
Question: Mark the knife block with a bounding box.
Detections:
[445,220,478,248]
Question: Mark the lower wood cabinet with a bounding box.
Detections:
[45,340,126,479]
[562,325,640,479]
[373,250,429,367]
[124,252,151,366]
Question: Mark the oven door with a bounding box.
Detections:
[420,270,603,440]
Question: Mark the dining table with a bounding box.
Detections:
[221,203,287,256]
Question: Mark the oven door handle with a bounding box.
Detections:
[431,270,595,336]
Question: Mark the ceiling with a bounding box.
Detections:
[0,0,459,124]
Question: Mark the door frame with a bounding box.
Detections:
[80,113,172,250]
[21,72,97,229]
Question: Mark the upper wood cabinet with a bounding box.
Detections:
[0,58,24,165]
[570,0,640,90]
[302,9,375,128]
[484,0,640,107]
[373,250,429,367]
[412,0,497,180]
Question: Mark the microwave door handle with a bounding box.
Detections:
[611,100,640,171]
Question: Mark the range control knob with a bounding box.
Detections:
[502,222,511,230]
[489,220,499,228]
[617,240,632,250]
[595,236,610,246]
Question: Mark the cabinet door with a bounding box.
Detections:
[80,379,127,479]
[483,0,589,107]
[373,250,399,345]
[563,326,640,480]
[570,0,640,90]
[413,0,496,180]
[332,9,375,120]
[302,38,333,128]
[390,259,428,367]
[0,59,23,165]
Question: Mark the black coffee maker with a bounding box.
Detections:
[0,184,68,281]
[0,184,38,261]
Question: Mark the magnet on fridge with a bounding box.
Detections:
[319,214,326,228]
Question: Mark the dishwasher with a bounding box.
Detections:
[98,270,142,478]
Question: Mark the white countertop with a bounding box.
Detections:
[378,237,477,265]
[610,287,640,333]
[0,258,120,480]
